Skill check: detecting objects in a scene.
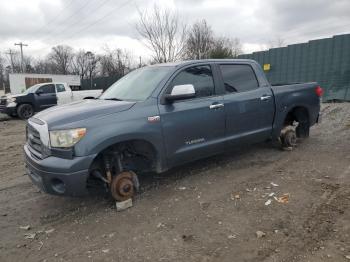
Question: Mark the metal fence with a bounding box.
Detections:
[81,75,121,91]
[238,34,350,101]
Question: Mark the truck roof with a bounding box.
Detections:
[151,59,257,68]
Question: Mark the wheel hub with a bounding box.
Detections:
[110,171,137,201]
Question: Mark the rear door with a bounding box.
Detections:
[159,64,225,167]
[218,63,275,145]
[35,84,57,110]
[56,84,72,105]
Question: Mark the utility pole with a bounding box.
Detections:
[14,42,28,73]
[5,49,16,73]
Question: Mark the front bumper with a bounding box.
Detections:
[24,144,97,196]
[0,104,16,116]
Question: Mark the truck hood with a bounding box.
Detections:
[3,94,27,99]
[35,99,135,128]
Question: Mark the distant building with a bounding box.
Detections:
[9,73,80,94]
[239,34,350,101]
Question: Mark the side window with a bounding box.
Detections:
[169,65,215,98]
[219,64,259,93]
[56,84,66,93]
[38,84,55,94]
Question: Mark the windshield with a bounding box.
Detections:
[100,66,173,101]
[23,84,41,94]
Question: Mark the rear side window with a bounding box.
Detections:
[170,65,215,98]
[219,64,259,93]
[56,84,66,92]
[38,84,55,94]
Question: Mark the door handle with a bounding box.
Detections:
[209,103,224,109]
[260,95,271,101]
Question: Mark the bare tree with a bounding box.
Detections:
[268,37,285,49]
[185,20,214,59]
[72,50,89,79]
[99,47,132,77]
[231,37,243,58]
[48,45,74,74]
[209,37,242,59]
[136,5,187,63]
[23,55,35,73]
[33,58,56,74]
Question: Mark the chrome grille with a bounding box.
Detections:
[27,124,43,159]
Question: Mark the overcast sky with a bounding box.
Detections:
[1,0,350,63]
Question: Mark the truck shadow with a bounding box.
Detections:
[137,141,280,194]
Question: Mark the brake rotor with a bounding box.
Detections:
[110,171,137,201]
[280,127,297,148]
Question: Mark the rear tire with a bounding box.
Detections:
[17,104,34,120]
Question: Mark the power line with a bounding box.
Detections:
[41,0,116,43]
[38,0,95,42]
[14,42,28,73]
[61,0,134,42]
[32,0,76,36]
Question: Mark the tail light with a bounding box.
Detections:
[315,86,323,97]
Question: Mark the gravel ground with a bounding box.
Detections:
[0,103,349,262]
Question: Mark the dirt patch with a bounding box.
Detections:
[0,104,349,262]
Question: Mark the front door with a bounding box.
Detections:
[218,63,275,146]
[35,84,57,110]
[159,64,226,167]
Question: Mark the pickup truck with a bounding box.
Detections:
[0,82,102,119]
[24,59,322,201]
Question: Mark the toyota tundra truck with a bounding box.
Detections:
[24,59,322,201]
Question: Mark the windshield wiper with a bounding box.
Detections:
[103,98,123,101]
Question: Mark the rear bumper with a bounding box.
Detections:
[24,144,97,196]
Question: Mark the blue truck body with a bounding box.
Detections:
[24,59,321,197]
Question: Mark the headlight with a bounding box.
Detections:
[49,128,86,148]
[6,97,16,103]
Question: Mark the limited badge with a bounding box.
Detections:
[148,116,160,123]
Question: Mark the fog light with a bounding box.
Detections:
[51,178,65,194]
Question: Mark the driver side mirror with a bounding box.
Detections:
[36,89,43,95]
[165,84,195,102]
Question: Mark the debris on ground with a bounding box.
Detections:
[116,198,133,211]
[102,249,110,253]
[276,194,290,203]
[246,187,256,192]
[345,255,350,260]
[231,193,240,200]
[45,228,55,234]
[19,225,31,230]
[177,186,187,191]
[24,233,36,240]
[228,234,237,239]
[38,241,43,251]
[265,199,272,206]
[270,182,279,187]
[256,231,266,238]
[157,222,166,229]
[182,234,194,242]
